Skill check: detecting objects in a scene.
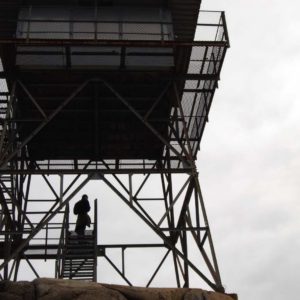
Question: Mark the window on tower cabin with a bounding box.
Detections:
[16,5,174,41]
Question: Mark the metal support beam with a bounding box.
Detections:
[146,249,171,287]
[101,174,221,291]
[0,80,90,169]
[104,254,132,286]
[194,177,223,289]
[102,80,192,168]
[0,173,94,272]
[17,81,47,119]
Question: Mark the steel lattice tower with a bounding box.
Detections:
[0,0,229,292]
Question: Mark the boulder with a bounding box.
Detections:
[102,283,235,300]
[0,281,34,300]
[34,278,127,300]
[0,278,237,300]
[102,284,187,300]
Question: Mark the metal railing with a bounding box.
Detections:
[0,11,228,44]
[0,10,229,171]
[55,199,98,279]
[55,204,69,278]
[195,11,229,44]
[16,18,173,41]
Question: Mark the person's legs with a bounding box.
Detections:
[75,224,86,236]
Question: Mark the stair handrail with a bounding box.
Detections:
[55,203,69,278]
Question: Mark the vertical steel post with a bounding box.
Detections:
[93,199,98,282]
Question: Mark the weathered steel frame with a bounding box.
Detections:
[0,158,95,280]
[0,78,192,170]
[97,170,223,290]
[0,17,229,289]
[0,36,229,173]
[0,172,94,275]
[0,77,225,292]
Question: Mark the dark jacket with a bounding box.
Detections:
[74,198,90,215]
[74,198,91,230]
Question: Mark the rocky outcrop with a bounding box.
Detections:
[35,279,126,300]
[0,281,35,300]
[0,278,237,300]
[101,284,236,300]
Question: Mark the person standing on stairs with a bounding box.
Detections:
[74,194,91,236]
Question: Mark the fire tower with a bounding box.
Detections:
[0,0,229,292]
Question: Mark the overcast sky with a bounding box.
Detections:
[198,0,300,299]
[3,1,300,299]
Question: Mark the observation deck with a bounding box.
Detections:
[0,0,229,174]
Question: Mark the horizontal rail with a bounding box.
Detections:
[0,11,228,45]
[0,168,192,175]
[0,39,228,47]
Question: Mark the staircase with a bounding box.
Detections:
[0,91,16,231]
[0,173,15,231]
[0,92,9,160]
[55,200,98,281]
[62,230,97,281]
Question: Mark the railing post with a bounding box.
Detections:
[26,6,32,42]
[221,11,230,47]
[93,198,98,282]
[129,174,133,205]
[94,4,98,40]
[55,203,69,279]
[65,206,68,243]
[44,223,48,261]
[0,209,3,231]
[159,8,164,41]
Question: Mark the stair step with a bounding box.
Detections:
[67,237,94,241]
[64,264,94,271]
[65,253,94,257]
[66,244,94,248]
[64,262,94,267]
[59,229,96,283]
[63,270,94,275]
[65,260,94,266]
[63,265,94,269]
[64,267,94,271]
[67,239,94,243]
[63,270,94,273]
[64,261,94,264]
[66,249,94,253]
[62,277,94,280]
[64,255,94,259]
[67,243,94,246]
[63,275,94,278]
[63,277,94,280]
[66,243,94,248]
[64,254,94,257]
[66,252,94,256]
[64,258,94,261]
[66,248,94,252]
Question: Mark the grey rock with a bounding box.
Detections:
[102,284,188,300]
[0,278,237,300]
[34,278,127,300]
[0,281,34,300]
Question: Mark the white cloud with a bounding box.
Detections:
[198,1,300,299]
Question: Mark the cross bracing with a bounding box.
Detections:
[0,1,229,293]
